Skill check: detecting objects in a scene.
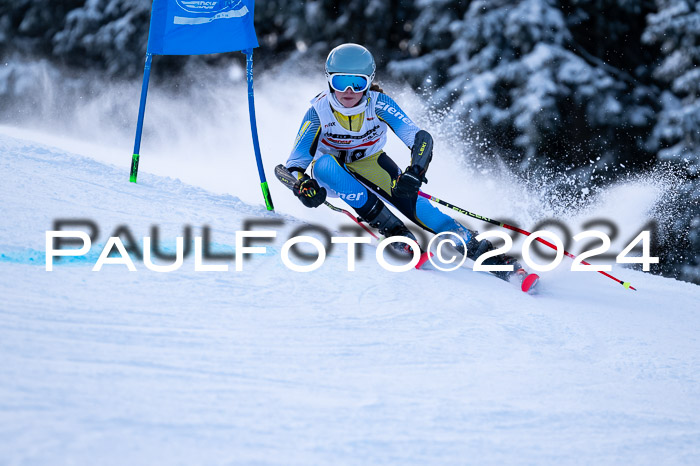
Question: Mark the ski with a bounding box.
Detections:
[513,268,540,293]
[416,251,432,269]
[486,267,540,293]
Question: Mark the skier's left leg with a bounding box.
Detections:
[414,198,523,278]
[346,152,523,278]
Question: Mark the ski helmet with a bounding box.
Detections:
[325,44,376,92]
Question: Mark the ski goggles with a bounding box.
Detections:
[327,73,372,93]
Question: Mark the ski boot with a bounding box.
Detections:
[451,226,539,292]
[362,200,417,255]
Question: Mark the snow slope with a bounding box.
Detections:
[1,129,699,465]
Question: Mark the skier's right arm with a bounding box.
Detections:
[285,107,326,208]
[285,107,322,179]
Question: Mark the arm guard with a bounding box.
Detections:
[409,130,433,182]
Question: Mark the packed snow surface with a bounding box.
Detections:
[1,125,699,465]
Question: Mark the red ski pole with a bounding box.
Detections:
[418,190,636,290]
[319,200,379,240]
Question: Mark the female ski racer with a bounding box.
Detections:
[284,43,523,281]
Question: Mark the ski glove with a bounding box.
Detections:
[293,175,327,208]
[392,166,424,199]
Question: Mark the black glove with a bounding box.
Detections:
[293,176,327,208]
[392,166,424,199]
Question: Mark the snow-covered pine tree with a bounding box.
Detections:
[643,0,700,283]
[388,0,657,186]
[386,0,469,89]
[52,0,151,77]
[254,0,415,67]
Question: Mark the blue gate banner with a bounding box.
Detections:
[147,0,258,55]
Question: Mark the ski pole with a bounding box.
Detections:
[418,190,636,291]
[319,200,380,240]
[274,164,378,239]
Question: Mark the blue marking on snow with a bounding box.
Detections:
[0,242,252,266]
[0,247,101,266]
